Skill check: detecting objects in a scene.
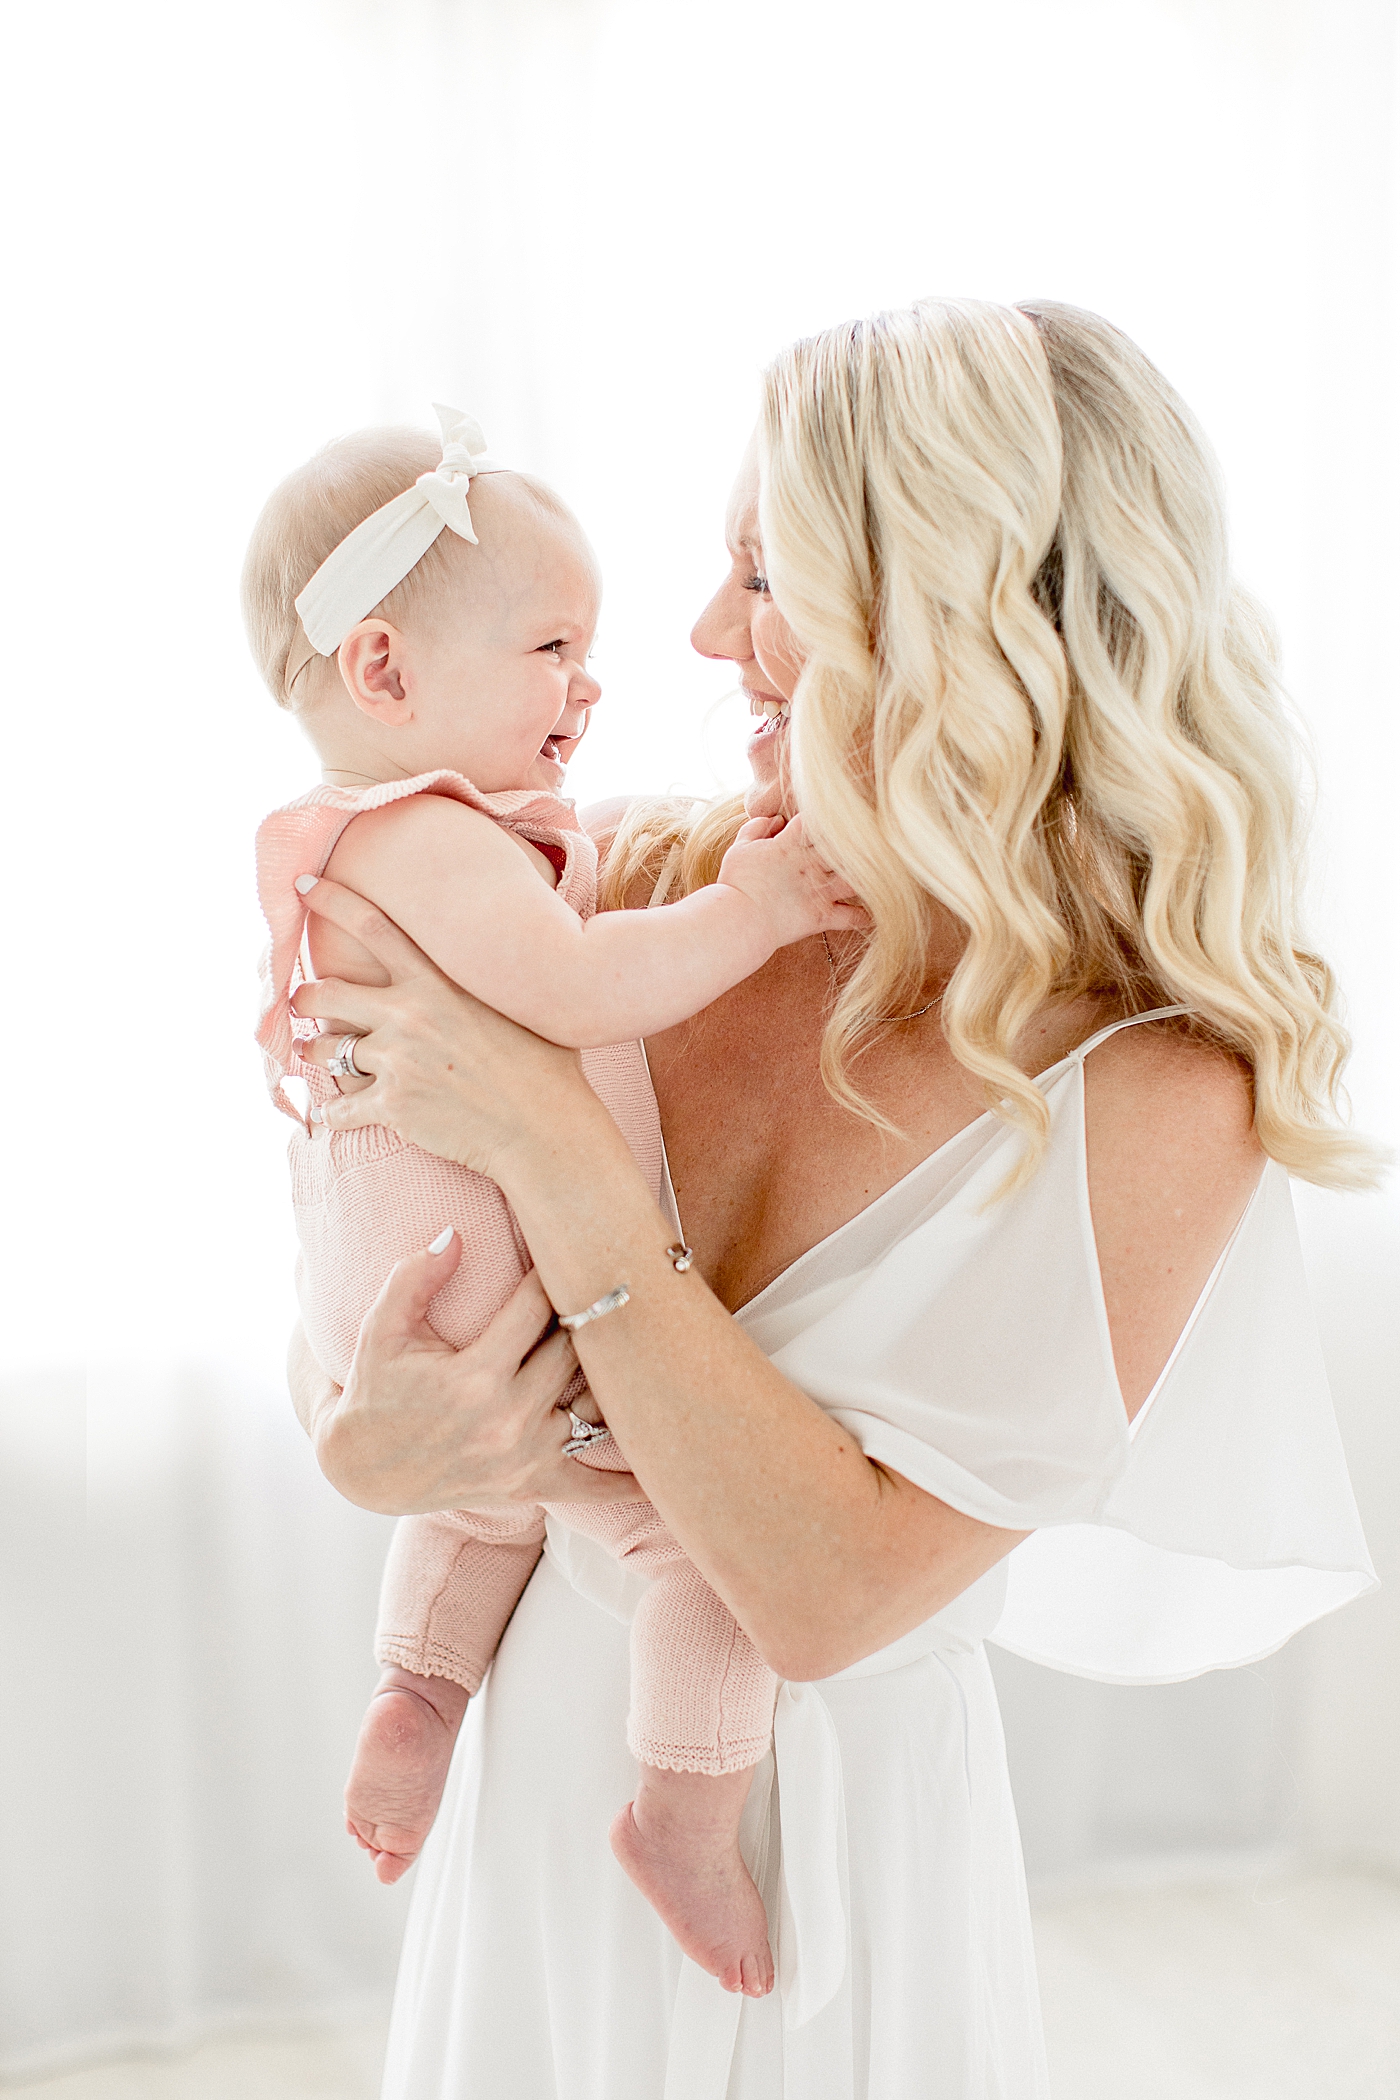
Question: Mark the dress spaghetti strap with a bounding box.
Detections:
[1066,1003,1192,1063]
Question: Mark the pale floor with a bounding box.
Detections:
[7,1870,1399,2100]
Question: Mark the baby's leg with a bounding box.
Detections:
[347,1510,545,1882]
[551,1481,779,1994]
[613,1561,778,1995]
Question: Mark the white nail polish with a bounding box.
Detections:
[309,1106,323,1124]
[428,1226,455,1254]
[295,874,318,894]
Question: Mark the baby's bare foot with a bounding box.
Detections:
[344,1672,467,1885]
[609,1764,773,1997]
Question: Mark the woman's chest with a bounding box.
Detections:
[644,944,986,1312]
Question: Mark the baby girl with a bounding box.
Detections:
[246,407,861,1997]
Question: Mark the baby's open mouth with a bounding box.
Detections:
[540,733,574,763]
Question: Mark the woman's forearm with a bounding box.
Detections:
[496,1103,1022,1679]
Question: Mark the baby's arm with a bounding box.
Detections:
[322,796,863,1048]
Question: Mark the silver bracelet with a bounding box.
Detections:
[557,1286,631,1333]
[555,1244,693,1333]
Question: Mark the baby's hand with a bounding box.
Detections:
[717,813,868,948]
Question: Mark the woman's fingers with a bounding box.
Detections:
[542,1457,648,1503]
[476,1267,559,1371]
[292,975,389,1027]
[297,1029,376,1092]
[515,1328,579,1413]
[298,875,441,983]
[495,1292,652,1498]
[357,1234,465,1352]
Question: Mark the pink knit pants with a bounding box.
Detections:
[376,1471,777,1774]
[292,1045,776,1777]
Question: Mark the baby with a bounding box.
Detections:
[246,407,861,1998]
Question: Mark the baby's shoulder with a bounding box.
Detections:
[327,788,557,890]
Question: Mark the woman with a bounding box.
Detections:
[290,299,1376,2099]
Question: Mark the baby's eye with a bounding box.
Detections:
[742,573,770,596]
[538,640,564,656]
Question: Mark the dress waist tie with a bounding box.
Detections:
[542,1519,991,2100]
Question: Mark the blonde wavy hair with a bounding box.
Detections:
[603,297,1379,1190]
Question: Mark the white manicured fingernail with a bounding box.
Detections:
[309,1106,324,1125]
[428,1226,455,1255]
[295,874,318,894]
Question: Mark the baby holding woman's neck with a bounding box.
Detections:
[248,413,864,1994]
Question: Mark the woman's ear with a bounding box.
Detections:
[337,621,413,723]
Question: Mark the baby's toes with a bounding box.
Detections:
[744,1944,775,1997]
[345,1812,426,1884]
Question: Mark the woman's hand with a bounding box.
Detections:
[308,1230,643,1515]
[291,876,598,1178]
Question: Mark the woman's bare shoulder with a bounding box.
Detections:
[1082,1018,1264,1413]
[578,795,635,844]
[1084,1016,1259,1156]
[577,796,672,910]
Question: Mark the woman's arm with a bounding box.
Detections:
[477,1108,1028,1679]
[292,880,1262,1678]
[291,878,1023,1677]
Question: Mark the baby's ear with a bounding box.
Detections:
[337,621,411,721]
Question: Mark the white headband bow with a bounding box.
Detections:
[294,403,503,656]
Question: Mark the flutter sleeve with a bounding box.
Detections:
[735,1067,1375,1685]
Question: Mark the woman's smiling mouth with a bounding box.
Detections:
[746,688,790,741]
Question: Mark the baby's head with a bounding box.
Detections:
[243,424,601,795]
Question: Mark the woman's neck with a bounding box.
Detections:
[820,897,968,1014]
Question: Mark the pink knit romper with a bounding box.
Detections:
[256,771,776,1775]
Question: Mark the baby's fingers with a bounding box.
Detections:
[821,900,873,933]
[735,814,785,843]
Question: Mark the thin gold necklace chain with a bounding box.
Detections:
[821,934,943,1024]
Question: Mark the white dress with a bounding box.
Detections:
[381,1011,1374,2100]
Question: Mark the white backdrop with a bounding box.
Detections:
[2,0,1397,2078]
